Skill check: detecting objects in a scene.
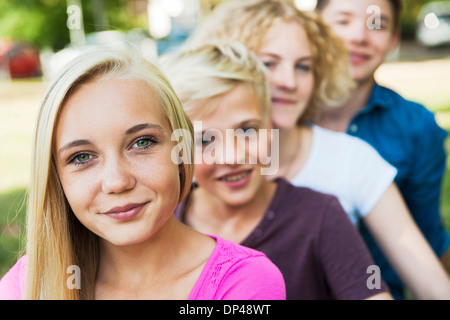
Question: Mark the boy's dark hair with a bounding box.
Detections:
[315,0,402,32]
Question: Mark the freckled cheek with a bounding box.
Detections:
[134,156,181,193]
[59,173,99,223]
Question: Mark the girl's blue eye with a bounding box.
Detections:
[201,136,214,146]
[68,153,92,165]
[134,138,151,148]
[263,61,275,69]
[131,136,157,149]
[76,154,90,161]
[296,64,311,72]
[197,134,216,147]
[235,127,258,136]
[242,127,256,133]
[336,20,349,26]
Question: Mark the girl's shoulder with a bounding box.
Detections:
[0,255,27,300]
[312,124,373,150]
[190,236,286,300]
[311,124,393,169]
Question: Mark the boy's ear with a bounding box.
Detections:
[389,29,401,53]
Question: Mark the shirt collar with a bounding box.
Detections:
[363,82,394,113]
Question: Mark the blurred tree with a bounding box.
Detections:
[0,0,440,50]
[82,0,146,34]
[0,0,145,51]
[400,0,440,39]
[0,0,69,50]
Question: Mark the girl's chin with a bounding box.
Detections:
[272,120,297,130]
[219,195,255,208]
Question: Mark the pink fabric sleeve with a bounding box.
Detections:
[213,255,286,300]
[189,236,286,300]
[0,255,26,300]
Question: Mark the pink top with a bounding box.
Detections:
[0,236,285,300]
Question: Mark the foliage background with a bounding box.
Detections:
[0,0,442,51]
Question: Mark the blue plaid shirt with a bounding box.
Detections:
[349,83,450,300]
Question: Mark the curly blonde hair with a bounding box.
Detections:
[184,0,355,124]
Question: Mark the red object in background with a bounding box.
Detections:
[0,38,42,78]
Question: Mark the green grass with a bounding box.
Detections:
[0,79,42,277]
[0,188,27,277]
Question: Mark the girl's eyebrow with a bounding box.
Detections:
[198,119,263,133]
[235,119,263,129]
[58,123,164,156]
[259,52,313,62]
[58,139,92,156]
[258,52,280,59]
[335,11,352,17]
[125,123,164,135]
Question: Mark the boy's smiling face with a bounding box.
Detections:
[320,0,399,83]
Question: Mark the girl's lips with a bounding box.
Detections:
[218,170,253,188]
[272,97,297,106]
[103,202,148,221]
[350,53,371,65]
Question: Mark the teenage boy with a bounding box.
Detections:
[316,0,450,300]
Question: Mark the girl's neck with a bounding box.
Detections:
[316,79,375,132]
[276,125,313,180]
[98,216,179,275]
[95,216,213,299]
[186,179,277,244]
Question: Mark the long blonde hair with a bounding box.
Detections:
[184,0,355,124]
[24,48,194,299]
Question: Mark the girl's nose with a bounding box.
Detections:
[271,63,297,91]
[101,158,136,194]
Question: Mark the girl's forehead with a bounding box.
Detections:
[260,21,310,53]
[193,85,266,129]
[56,78,172,138]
